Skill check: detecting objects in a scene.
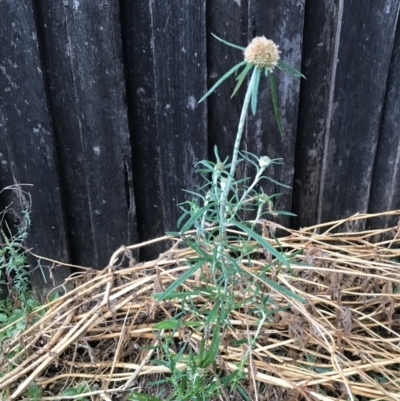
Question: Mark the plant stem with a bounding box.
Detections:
[219,67,258,237]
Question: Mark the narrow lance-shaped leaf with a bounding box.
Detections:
[231,221,289,268]
[259,275,304,303]
[231,63,253,98]
[154,261,202,301]
[199,61,246,103]
[251,67,262,114]
[263,176,291,189]
[211,33,246,51]
[277,60,306,79]
[269,73,283,135]
[200,321,221,368]
[178,204,213,233]
[205,300,221,327]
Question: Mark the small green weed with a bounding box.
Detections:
[0,190,41,339]
[61,382,92,401]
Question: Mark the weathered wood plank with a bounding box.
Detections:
[0,0,71,300]
[368,17,400,229]
[247,0,305,227]
[119,0,166,260]
[121,0,208,259]
[294,1,399,231]
[34,0,137,268]
[292,0,338,229]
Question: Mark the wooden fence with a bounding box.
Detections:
[1,0,400,299]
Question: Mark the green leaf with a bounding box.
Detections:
[128,391,163,401]
[231,221,289,268]
[0,314,8,322]
[197,159,216,170]
[27,383,41,399]
[272,210,297,217]
[62,388,78,396]
[178,204,211,233]
[237,384,252,401]
[166,231,179,237]
[231,338,248,346]
[205,300,221,327]
[152,359,172,369]
[153,320,202,330]
[263,176,291,189]
[277,60,306,78]
[185,239,211,259]
[199,61,247,103]
[259,275,304,303]
[250,67,262,114]
[231,63,253,98]
[152,319,180,330]
[200,322,221,368]
[269,73,283,135]
[221,370,241,385]
[153,262,202,301]
[211,33,246,51]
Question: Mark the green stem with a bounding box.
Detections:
[219,67,258,237]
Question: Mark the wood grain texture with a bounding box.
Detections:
[294,0,399,231]
[247,0,305,226]
[0,0,71,300]
[317,1,400,232]
[292,0,338,229]
[120,0,165,260]
[34,0,137,268]
[121,0,208,259]
[368,15,400,230]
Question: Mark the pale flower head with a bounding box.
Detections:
[259,156,272,168]
[244,36,280,69]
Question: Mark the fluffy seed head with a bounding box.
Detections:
[244,36,280,69]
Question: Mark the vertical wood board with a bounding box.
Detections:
[120,0,167,259]
[292,0,338,229]
[0,0,71,300]
[317,1,399,231]
[150,1,208,230]
[121,0,208,259]
[35,0,137,268]
[368,15,400,229]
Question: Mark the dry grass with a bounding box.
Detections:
[1,211,400,401]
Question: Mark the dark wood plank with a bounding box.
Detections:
[247,0,305,227]
[121,0,208,259]
[294,1,399,231]
[318,1,399,231]
[119,0,166,260]
[368,18,400,230]
[34,0,137,268]
[0,0,71,301]
[292,0,339,229]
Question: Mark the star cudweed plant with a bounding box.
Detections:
[157,33,305,299]
[151,35,305,401]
